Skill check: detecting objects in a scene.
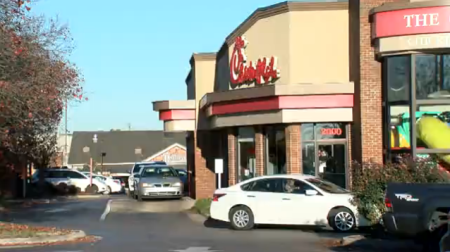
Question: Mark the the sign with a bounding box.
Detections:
[214,159,223,174]
[148,145,186,165]
[163,153,186,164]
[378,33,450,54]
[229,36,280,85]
[373,6,450,39]
[320,128,343,136]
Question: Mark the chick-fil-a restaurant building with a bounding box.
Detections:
[153,0,450,199]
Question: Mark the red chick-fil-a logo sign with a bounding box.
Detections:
[229,36,280,86]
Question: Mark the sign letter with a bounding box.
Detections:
[430,13,440,26]
[404,15,413,27]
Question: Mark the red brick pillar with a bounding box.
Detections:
[227,128,237,186]
[194,130,215,199]
[255,126,265,176]
[349,0,406,164]
[285,125,301,174]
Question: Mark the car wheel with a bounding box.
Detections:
[328,207,356,232]
[229,206,254,231]
[56,183,68,194]
[103,186,111,195]
[86,184,99,194]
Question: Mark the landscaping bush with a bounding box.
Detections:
[351,156,450,224]
[193,198,212,217]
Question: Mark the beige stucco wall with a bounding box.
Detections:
[227,13,290,89]
[194,59,216,130]
[221,8,348,90]
[289,10,349,84]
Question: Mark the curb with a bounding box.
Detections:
[0,230,86,246]
[182,197,194,201]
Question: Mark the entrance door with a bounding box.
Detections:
[238,141,256,182]
[316,143,347,188]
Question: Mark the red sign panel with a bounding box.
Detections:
[229,36,280,85]
[320,128,342,136]
[373,6,450,39]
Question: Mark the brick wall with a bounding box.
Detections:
[194,130,215,199]
[228,128,237,186]
[285,124,301,174]
[255,126,264,176]
[350,0,406,165]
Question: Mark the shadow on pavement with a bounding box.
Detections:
[324,237,421,252]
[202,217,363,239]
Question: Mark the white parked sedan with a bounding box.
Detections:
[210,174,369,232]
[82,172,122,194]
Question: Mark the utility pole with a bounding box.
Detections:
[64,98,68,166]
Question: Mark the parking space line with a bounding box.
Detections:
[100,199,112,221]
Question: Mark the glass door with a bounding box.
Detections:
[238,141,256,182]
[316,143,347,188]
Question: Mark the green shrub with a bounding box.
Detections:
[193,198,212,217]
[351,156,450,224]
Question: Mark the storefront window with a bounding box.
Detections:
[301,123,348,188]
[265,126,286,175]
[238,127,255,182]
[383,54,450,170]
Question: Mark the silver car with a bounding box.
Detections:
[135,165,183,201]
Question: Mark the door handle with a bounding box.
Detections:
[247,195,255,198]
[282,198,291,200]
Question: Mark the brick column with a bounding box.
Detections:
[285,124,301,174]
[349,0,406,165]
[255,126,265,176]
[227,128,237,186]
[194,130,215,199]
[346,124,353,189]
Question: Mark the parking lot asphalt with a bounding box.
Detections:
[0,194,372,252]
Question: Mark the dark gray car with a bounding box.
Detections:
[135,165,183,201]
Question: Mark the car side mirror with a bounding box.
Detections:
[305,189,318,196]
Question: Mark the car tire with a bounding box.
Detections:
[229,206,255,231]
[56,183,68,194]
[103,186,111,195]
[328,207,356,232]
[86,184,99,194]
[422,224,447,252]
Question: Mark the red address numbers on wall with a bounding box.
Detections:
[320,128,343,136]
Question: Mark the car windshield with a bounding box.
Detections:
[141,167,177,178]
[132,163,164,174]
[305,178,349,194]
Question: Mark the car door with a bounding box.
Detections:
[281,179,328,225]
[65,171,88,191]
[240,178,287,224]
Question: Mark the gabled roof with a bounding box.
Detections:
[68,131,186,165]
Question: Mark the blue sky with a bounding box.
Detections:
[32,0,326,132]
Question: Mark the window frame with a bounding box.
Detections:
[383,54,450,162]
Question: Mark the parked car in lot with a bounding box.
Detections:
[32,168,108,194]
[81,172,123,194]
[176,168,188,192]
[134,165,183,201]
[383,183,450,252]
[111,173,130,189]
[128,161,166,196]
[210,174,369,232]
